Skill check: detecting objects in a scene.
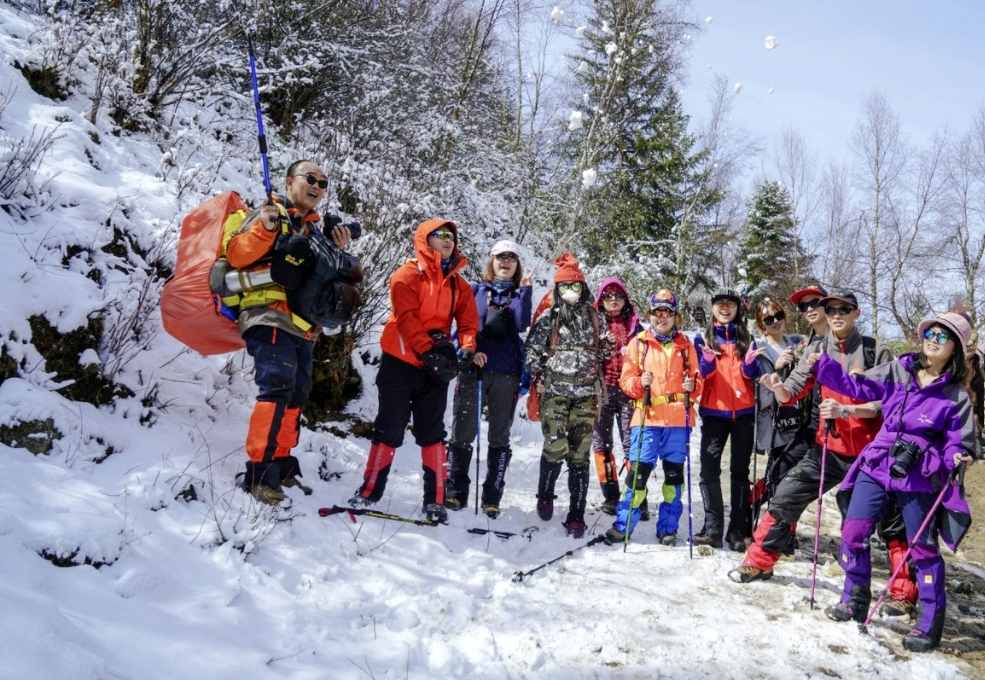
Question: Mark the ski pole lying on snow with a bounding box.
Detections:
[859,462,967,634]
[319,505,439,527]
[512,535,606,582]
[467,527,523,540]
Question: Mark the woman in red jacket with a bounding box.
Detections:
[692,289,762,550]
[349,220,480,522]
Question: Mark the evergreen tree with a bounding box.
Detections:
[738,181,813,303]
[559,0,719,297]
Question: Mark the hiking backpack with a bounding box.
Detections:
[161,191,249,355]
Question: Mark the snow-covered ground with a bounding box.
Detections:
[0,4,979,679]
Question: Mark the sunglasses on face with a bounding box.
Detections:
[494,252,519,262]
[824,305,856,317]
[429,229,455,241]
[558,282,583,294]
[294,173,329,189]
[762,310,785,326]
[650,308,674,319]
[797,298,821,313]
[601,291,626,300]
[922,327,952,345]
[713,300,737,309]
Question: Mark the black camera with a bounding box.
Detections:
[889,438,922,479]
[325,214,362,240]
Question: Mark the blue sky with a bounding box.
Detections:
[680,0,985,161]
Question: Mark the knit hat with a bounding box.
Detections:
[917,312,973,357]
[490,239,520,257]
[553,252,586,283]
[648,289,678,312]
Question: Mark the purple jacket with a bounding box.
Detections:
[815,352,974,549]
[471,281,532,376]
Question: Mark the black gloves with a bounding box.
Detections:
[421,331,459,383]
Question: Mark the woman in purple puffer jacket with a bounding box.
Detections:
[810,312,976,653]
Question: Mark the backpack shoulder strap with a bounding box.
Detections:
[862,335,877,370]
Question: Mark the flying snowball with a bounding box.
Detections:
[765,35,778,50]
[582,168,598,187]
[576,25,587,36]
[733,83,742,93]
[550,6,565,23]
[768,87,774,94]
[705,16,713,24]
[568,111,583,131]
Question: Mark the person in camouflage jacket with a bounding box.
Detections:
[524,253,615,537]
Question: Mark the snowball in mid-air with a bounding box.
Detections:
[568,111,583,131]
[705,16,713,24]
[733,83,742,94]
[551,6,565,23]
[765,35,778,50]
[768,87,774,94]
[582,168,598,187]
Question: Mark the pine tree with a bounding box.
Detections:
[738,181,813,303]
[559,0,719,296]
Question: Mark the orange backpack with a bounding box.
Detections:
[161,192,249,355]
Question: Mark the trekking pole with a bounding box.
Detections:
[860,462,966,633]
[622,386,651,552]
[512,535,606,582]
[475,368,482,515]
[246,34,272,203]
[685,383,693,560]
[809,419,837,610]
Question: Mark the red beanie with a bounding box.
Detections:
[553,252,586,284]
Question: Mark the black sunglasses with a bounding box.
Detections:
[762,310,785,325]
[601,291,626,300]
[494,252,519,262]
[797,298,821,313]
[294,173,329,190]
[825,305,856,317]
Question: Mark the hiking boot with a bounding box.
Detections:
[425,503,448,523]
[601,498,618,515]
[639,500,651,521]
[880,597,915,618]
[483,504,500,519]
[658,533,677,547]
[728,565,773,583]
[281,476,312,496]
[693,533,723,548]
[728,533,749,553]
[826,602,865,624]
[536,497,554,522]
[902,629,938,653]
[348,491,376,507]
[247,484,287,506]
[444,497,464,511]
[563,517,587,539]
[603,526,626,545]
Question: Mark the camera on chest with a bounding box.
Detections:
[888,438,922,479]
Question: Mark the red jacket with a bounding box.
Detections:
[379,220,480,367]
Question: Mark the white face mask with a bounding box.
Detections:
[561,290,580,305]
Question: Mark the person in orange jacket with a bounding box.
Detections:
[349,220,480,522]
[603,289,701,545]
[692,289,763,550]
[227,160,351,505]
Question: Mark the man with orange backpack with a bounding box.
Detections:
[226,160,352,505]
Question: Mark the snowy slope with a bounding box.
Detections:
[0,4,979,680]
